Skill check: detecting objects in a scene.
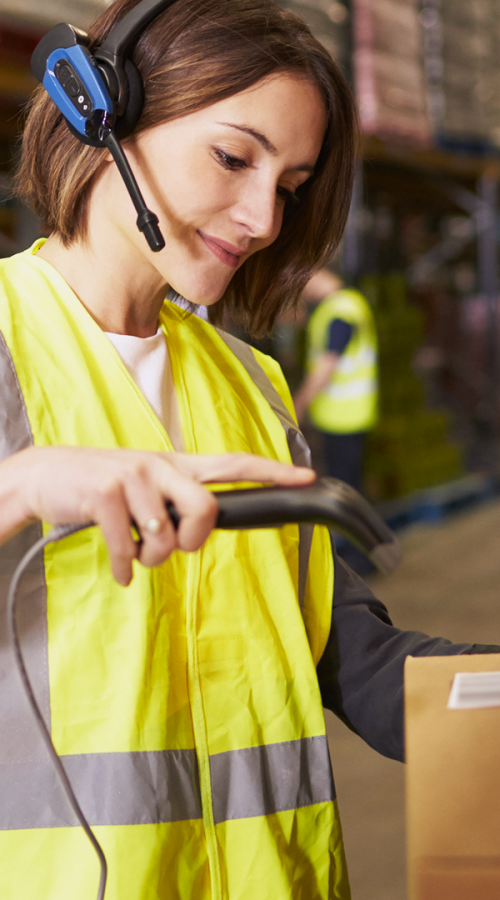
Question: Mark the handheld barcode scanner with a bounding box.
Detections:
[9,477,400,900]
[30,0,184,253]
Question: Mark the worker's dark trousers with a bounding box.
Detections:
[321,430,367,492]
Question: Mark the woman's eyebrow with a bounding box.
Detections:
[217,122,277,154]
[216,122,315,173]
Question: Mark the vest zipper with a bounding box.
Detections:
[185,550,223,900]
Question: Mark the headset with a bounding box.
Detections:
[31,0,183,253]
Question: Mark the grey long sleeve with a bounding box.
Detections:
[317,540,500,762]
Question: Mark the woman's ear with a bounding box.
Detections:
[101,135,132,165]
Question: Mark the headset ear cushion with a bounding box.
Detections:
[114,58,144,140]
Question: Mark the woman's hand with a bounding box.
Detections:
[0,447,315,585]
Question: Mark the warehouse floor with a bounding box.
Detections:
[325,497,500,900]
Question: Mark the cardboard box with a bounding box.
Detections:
[405,655,500,900]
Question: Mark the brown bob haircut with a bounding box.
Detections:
[16,0,357,335]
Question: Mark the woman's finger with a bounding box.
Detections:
[154,460,219,552]
[121,460,178,567]
[85,480,139,586]
[164,453,316,486]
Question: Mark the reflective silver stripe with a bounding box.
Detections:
[215,328,314,608]
[0,748,202,830]
[0,738,334,830]
[210,735,335,824]
[326,377,378,401]
[336,345,376,375]
[215,328,312,469]
[0,331,51,764]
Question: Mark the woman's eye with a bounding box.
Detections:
[214,149,247,171]
[214,148,300,208]
[276,185,300,207]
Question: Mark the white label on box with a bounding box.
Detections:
[448,671,500,710]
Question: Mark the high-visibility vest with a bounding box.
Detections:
[0,242,350,900]
[307,289,378,433]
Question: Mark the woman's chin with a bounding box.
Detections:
[172,278,229,308]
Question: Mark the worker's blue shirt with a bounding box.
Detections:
[328,318,353,354]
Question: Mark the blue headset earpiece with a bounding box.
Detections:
[31,0,181,253]
[31,24,115,144]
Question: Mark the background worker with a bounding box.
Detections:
[294,267,378,491]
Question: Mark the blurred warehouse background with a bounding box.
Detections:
[2,2,500,899]
[278,0,500,507]
[2,0,500,504]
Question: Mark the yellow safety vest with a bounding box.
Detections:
[0,242,350,900]
[307,289,378,433]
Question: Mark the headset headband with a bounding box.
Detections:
[98,0,176,61]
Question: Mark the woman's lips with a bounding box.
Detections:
[198,232,244,268]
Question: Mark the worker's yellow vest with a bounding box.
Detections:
[0,243,350,900]
[307,289,378,433]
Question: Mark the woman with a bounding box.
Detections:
[0,1,355,897]
[1,1,496,899]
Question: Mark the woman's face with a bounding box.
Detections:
[115,72,327,305]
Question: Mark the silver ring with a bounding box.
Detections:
[143,517,163,535]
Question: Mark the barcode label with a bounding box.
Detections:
[448,671,500,710]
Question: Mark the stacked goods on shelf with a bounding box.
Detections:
[0,1,106,30]
[0,19,40,254]
[421,0,500,150]
[0,20,38,102]
[278,0,351,76]
[0,173,14,243]
[362,273,463,500]
[351,0,431,144]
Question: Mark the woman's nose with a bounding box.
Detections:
[233,178,280,241]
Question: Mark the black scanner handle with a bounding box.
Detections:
[168,476,401,574]
[49,476,401,573]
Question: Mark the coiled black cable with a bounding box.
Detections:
[6,522,107,900]
[6,479,400,900]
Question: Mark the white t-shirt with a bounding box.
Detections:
[106,328,184,451]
